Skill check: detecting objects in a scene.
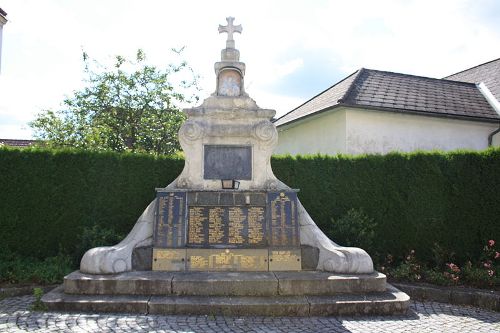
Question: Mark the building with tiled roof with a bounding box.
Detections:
[445,58,500,102]
[274,64,500,156]
[0,139,37,148]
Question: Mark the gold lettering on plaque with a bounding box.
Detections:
[187,249,268,271]
[240,255,256,269]
[280,195,287,245]
[248,207,264,244]
[158,197,168,240]
[272,250,296,262]
[269,249,301,271]
[208,207,225,244]
[167,195,174,245]
[190,255,208,269]
[188,207,206,244]
[228,207,245,244]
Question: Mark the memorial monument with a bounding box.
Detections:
[43,18,409,316]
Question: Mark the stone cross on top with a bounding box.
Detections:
[219,17,242,49]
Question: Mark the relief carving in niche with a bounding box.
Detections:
[218,69,242,97]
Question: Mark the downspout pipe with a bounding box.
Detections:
[477,82,500,146]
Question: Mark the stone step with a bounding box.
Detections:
[43,284,409,316]
[63,270,386,296]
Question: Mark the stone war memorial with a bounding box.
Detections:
[43,18,409,316]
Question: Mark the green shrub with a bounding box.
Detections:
[328,208,376,251]
[30,288,47,311]
[74,224,125,265]
[0,251,73,285]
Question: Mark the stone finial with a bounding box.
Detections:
[218,17,242,49]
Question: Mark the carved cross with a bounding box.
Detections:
[218,17,242,47]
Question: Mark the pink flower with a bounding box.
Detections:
[488,240,495,247]
[488,270,494,277]
[484,262,491,269]
[495,252,500,259]
[447,263,460,273]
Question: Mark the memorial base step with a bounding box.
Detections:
[42,270,409,316]
[43,284,409,316]
[62,270,387,296]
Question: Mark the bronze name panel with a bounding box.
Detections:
[269,249,302,271]
[154,192,187,248]
[267,192,299,247]
[186,248,268,271]
[152,248,186,271]
[187,206,266,248]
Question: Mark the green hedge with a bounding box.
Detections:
[272,150,500,263]
[0,147,183,260]
[1,147,499,266]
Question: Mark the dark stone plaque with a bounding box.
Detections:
[267,192,299,247]
[187,206,267,248]
[154,192,187,248]
[203,145,252,180]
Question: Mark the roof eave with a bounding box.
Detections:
[276,103,500,128]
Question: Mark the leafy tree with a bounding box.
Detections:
[30,49,200,155]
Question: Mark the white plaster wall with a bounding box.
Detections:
[493,131,500,147]
[345,108,498,155]
[275,109,346,155]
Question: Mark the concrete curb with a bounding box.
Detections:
[393,282,500,312]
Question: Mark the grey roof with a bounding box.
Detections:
[0,139,37,147]
[444,58,500,102]
[274,68,500,127]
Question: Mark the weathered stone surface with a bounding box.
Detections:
[132,246,152,271]
[43,284,409,316]
[149,295,310,316]
[301,245,319,270]
[394,282,500,312]
[62,270,391,298]
[43,286,149,313]
[64,271,173,295]
[307,284,409,316]
[276,271,386,295]
[172,272,278,296]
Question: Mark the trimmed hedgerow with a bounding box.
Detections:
[0,147,183,261]
[1,146,499,267]
[272,149,500,264]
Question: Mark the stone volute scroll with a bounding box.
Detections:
[79,17,374,275]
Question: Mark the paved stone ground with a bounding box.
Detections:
[0,295,499,332]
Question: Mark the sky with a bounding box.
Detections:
[0,0,499,139]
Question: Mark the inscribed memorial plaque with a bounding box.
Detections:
[154,192,186,248]
[203,145,252,180]
[187,206,266,247]
[186,249,268,271]
[267,192,299,247]
[269,249,301,271]
[152,249,186,271]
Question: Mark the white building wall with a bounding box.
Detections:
[345,108,499,155]
[275,109,347,155]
